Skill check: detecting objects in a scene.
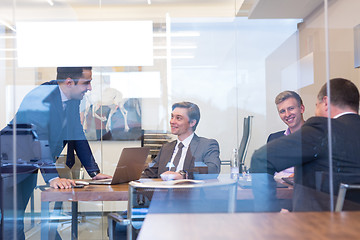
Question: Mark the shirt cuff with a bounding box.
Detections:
[48,177,59,183]
[88,170,100,178]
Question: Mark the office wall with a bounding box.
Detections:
[7,0,360,215]
[1,18,302,176]
[265,0,360,142]
[8,0,360,176]
[299,0,360,97]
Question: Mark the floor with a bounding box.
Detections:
[24,212,114,240]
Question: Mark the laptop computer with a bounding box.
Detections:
[88,147,150,185]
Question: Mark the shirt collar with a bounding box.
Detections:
[284,128,291,136]
[333,112,357,119]
[177,133,194,148]
[59,86,69,102]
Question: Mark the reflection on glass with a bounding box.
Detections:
[16,21,154,67]
[4,0,360,238]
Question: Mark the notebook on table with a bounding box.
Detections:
[88,147,150,185]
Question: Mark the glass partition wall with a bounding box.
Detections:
[1,0,360,239]
[323,0,360,211]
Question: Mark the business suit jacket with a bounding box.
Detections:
[1,81,101,240]
[251,114,360,211]
[142,134,221,178]
[13,81,100,181]
[267,130,285,143]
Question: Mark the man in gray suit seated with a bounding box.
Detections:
[142,101,221,180]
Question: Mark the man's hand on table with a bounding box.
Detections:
[48,173,111,189]
[161,171,183,181]
[92,173,112,180]
[49,177,75,189]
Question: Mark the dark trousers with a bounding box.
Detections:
[1,168,37,240]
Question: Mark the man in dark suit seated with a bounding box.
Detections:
[267,91,305,179]
[1,67,111,239]
[142,101,221,180]
[251,78,360,212]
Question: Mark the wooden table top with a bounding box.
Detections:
[41,178,292,202]
[41,183,129,202]
[236,185,292,200]
[138,211,360,240]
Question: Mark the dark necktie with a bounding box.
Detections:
[170,142,184,171]
[63,100,75,168]
[66,140,76,169]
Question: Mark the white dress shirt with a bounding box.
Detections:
[333,112,356,119]
[59,87,69,110]
[168,133,194,172]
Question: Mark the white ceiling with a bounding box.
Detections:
[0,0,241,22]
[0,0,238,9]
[0,0,326,24]
[247,0,324,19]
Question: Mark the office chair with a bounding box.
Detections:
[220,116,253,167]
[141,131,172,161]
[315,171,360,211]
[108,179,237,240]
[335,183,360,212]
[238,116,253,172]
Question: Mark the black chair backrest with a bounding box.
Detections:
[316,171,360,211]
[238,116,253,169]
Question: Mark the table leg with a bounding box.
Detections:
[41,201,49,240]
[228,182,237,213]
[30,192,35,227]
[71,201,78,240]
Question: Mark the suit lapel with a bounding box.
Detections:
[183,134,199,171]
[159,134,199,173]
[46,87,67,157]
[46,87,65,124]
[159,141,177,172]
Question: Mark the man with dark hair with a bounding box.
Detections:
[171,102,201,131]
[142,101,221,179]
[15,67,111,186]
[267,91,305,179]
[1,67,111,239]
[56,66,92,81]
[316,78,360,115]
[251,78,360,212]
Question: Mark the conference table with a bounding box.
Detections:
[41,183,129,240]
[40,177,293,240]
[138,211,360,239]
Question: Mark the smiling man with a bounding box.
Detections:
[267,91,305,179]
[2,67,111,240]
[33,67,111,186]
[267,91,305,142]
[251,78,360,212]
[142,101,221,180]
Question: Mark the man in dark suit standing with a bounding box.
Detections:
[14,67,111,186]
[1,67,111,239]
[251,78,360,212]
[267,91,305,179]
[142,101,221,180]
